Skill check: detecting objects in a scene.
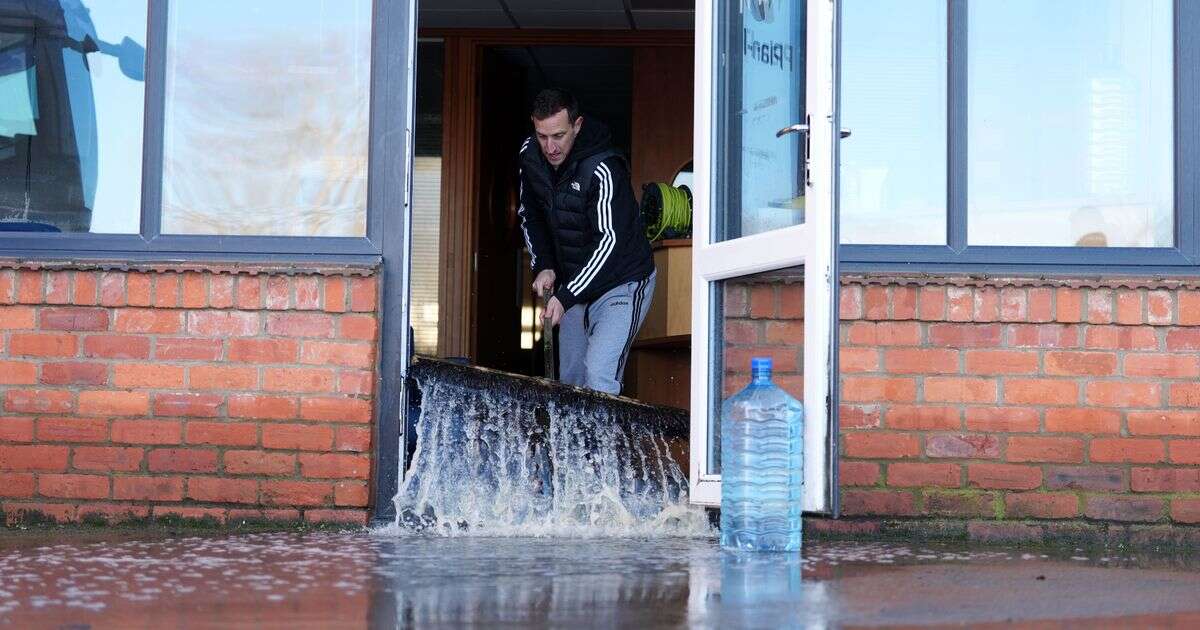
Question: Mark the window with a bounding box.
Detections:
[840,0,1195,271]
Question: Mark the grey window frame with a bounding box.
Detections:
[841,0,1199,275]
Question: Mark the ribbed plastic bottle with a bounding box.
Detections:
[720,357,804,552]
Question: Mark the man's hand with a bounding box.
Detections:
[532,269,556,297]
[543,295,564,328]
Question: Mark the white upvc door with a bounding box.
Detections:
[690,0,840,512]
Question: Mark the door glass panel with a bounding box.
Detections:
[708,269,805,475]
[714,0,806,242]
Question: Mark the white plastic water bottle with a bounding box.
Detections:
[720,357,804,552]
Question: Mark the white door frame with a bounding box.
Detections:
[689,0,839,512]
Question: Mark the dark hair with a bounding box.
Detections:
[531,88,580,122]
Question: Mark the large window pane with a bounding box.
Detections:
[0,1,146,234]
[162,0,371,236]
[839,0,946,245]
[968,0,1173,248]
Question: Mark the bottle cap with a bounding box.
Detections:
[751,357,772,372]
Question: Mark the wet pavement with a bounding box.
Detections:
[2,530,1200,628]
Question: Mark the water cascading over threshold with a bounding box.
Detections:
[387,358,712,537]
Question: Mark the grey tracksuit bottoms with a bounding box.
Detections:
[558,271,656,395]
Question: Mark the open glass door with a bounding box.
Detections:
[690,0,839,512]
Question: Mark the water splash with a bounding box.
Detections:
[386,361,713,538]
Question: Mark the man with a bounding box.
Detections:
[518,88,656,395]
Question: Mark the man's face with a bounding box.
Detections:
[532,109,583,168]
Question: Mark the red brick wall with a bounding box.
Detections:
[726,275,1200,530]
[0,263,379,526]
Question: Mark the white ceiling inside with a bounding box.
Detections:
[419,0,694,30]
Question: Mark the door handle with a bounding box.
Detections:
[840,128,852,139]
[776,123,810,138]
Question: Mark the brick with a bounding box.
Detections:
[1115,290,1143,325]
[349,277,378,312]
[839,347,878,373]
[1027,288,1054,322]
[228,395,298,420]
[0,305,36,329]
[924,377,996,404]
[2,502,76,523]
[0,418,34,442]
[186,422,258,447]
[964,350,1038,375]
[915,286,945,321]
[153,393,224,418]
[77,503,150,523]
[176,273,205,309]
[187,311,260,337]
[229,338,299,364]
[73,446,144,472]
[848,321,922,346]
[338,315,378,341]
[724,321,759,345]
[38,474,109,499]
[0,360,37,385]
[923,491,996,518]
[36,417,107,442]
[840,405,881,429]
[0,270,14,304]
[1128,411,1200,437]
[98,272,125,306]
[1008,323,1080,349]
[963,407,1040,433]
[126,273,152,307]
[1090,438,1164,464]
[72,272,98,306]
[45,272,70,304]
[1147,290,1173,325]
[1044,408,1121,434]
[209,275,235,309]
[299,397,371,423]
[296,277,321,310]
[926,434,1000,459]
[887,463,960,488]
[188,477,259,504]
[84,335,151,359]
[10,333,77,357]
[262,481,333,506]
[973,287,1000,322]
[114,363,186,389]
[1172,499,1200,524]
[885,406,960,431]
[334,426,371,452]
[1086,381,1160,408]
[749,284,775,319]
[0,445,69,471]
[779,286,804,319]
[237,276,263,309]
[113,476,184,501]
[1008,437,1084,463]
[1131,468,1200,493]
[79,391,150,416]
[155,338,223,361]
[1170,440,1200,465]
[1179,291,1200,325]
[265,277,291,310]
[1170,383,1200,407]
[152,273,180,308]
[764,321,803,345]
[968,463,1041,490]
[1084,496,1163,523]
[0,473,35,498]
[1055,288,1083,323]
[839,285,862,319]
[1088,326,1158,351]
[41,362,108,386]
[1004,379,1077,406]
[928,323,1003,348]
[225,450,295,475]
[334,481,370,507]
[839,461,879,486]
[262,424,334,451]
[111,420,181,445]
[999,288,1028,322]
[16,270,43,303]
[841,377,917,403]
[304,510,368,525]
[5,389,74,414]
[1125,353,1200,378]
[841,490,916,516]
[148,448,219,473]
[300,341,374,369]
[266,313,335,338]
[152,506,227,522]
[1086,289,1114,324]
[860,286,887,320]
[1166,329,1200,351]
[947,287,973,322]
[843,432,919,459]
[299,453,371,479]
[1044,351,1117,376]
[263,368,337,393]
[324,277,348,313]
[1005,492,1079,519]
[883,349,958,374]
[189,365,258,390]
[114,309,182,334]
[1045,466,1126,491]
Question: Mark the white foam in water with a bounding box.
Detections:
[385,373,714,538]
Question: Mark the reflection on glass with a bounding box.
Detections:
[0,0,146,234]
[840,0,946,245]
[410,41,443,357]
[715,0,805,242]
[968,0,1173,248]
[162,0,371,236]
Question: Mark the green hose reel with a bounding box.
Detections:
[640,182,693,242]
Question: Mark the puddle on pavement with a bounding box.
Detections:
[2,533,1200,628]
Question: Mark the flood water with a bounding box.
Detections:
[3,531,1200,628]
